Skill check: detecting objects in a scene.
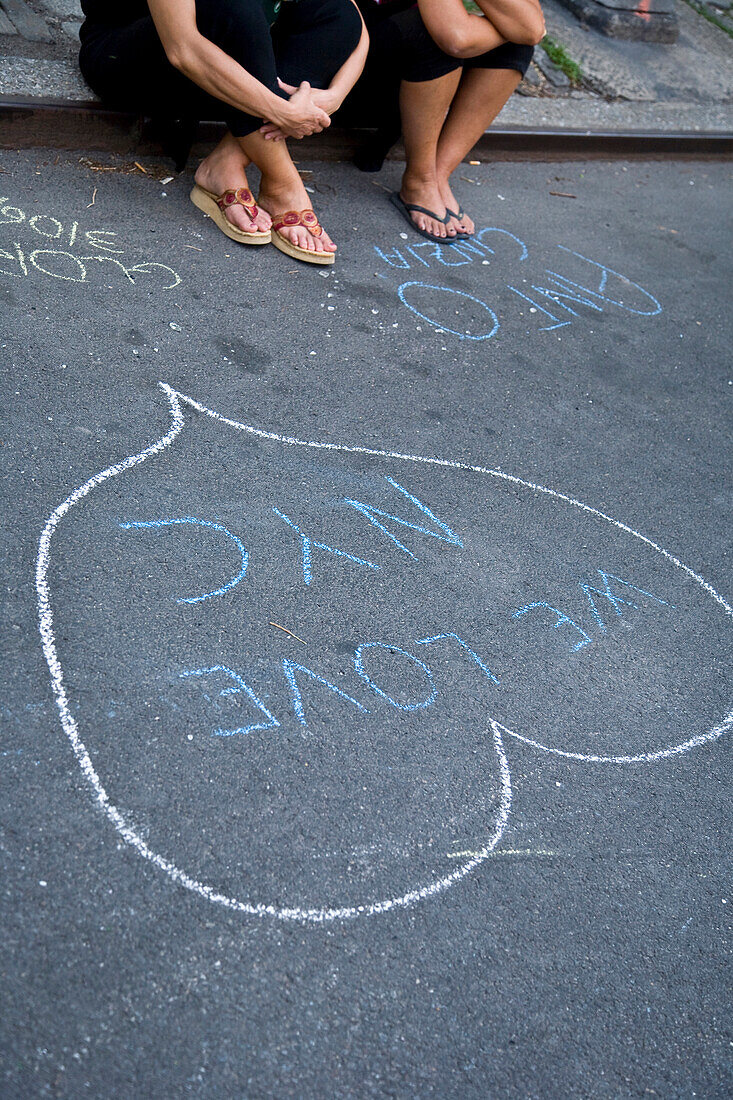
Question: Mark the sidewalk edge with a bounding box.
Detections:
[1,97,732,161]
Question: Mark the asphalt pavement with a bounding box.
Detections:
[1,148,731,1097]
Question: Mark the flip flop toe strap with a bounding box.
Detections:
[400,199,450,224]
[217,187,259,221]
[272,209,323,237]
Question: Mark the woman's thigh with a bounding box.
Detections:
[342,5,531,129]
[272,0,363,88]
[465,41,534,77]
[79,0,281,118]
[79,17,188,111]
[195,0,280,90]
[339,3,460,128]
[364,3,462,84]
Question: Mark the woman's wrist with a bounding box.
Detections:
[267,93,293,130]
[309,86,342,115]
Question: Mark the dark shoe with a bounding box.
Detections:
[353,125,400,173]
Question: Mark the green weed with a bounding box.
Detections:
[540,35,583,84]
[681,0,733,40]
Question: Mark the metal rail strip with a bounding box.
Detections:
[1,97,731,160]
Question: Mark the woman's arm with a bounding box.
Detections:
[260,1,369,139]
[417,0,545,58]
[416,0,506,58]
[474,0,546,47]
[147,0,331,138]
[312,0,370,114]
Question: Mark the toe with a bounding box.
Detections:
[227,207,257,234]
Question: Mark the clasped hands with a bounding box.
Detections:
[260,78,339,141]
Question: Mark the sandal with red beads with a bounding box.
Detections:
[190,184,271,245]
[270,208,335,266]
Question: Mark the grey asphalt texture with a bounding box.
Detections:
[1,149,731,1098]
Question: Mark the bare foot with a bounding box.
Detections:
[439,179,474,237]
[399,172,457,240]
[194,133,272,236]
[258,172,336,254]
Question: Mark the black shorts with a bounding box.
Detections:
[338,0,532,132]
[358,0,533,83]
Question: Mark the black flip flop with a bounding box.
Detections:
[389,192,459,245]
[445,207,474,240]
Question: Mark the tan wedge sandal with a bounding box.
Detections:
[190,184,271,245]
[270,209,335,266]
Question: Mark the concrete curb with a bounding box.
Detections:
[556,0,679,42]
[1,96,732,162]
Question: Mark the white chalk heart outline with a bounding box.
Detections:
[36,383,732,922]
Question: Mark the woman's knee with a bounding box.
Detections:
[194,0,277,82]
[470,42,534,79]
[275,0,363,88]
[293,0,362,40]
[498,43,535,77]
[511,44,535,73]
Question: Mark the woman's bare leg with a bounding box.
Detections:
[194,129,335,252]
[436,67,522,236]
[399,69,462,239]
[194,131,272,235]
[242,130,337,253]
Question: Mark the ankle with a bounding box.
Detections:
[196,150,246,181]
[436,165,459,188]
[402,169,439,190]
[258,170,305,199]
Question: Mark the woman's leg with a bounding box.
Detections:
[194,132,274,236]
[243,130,337,254]
[198,0,360,252]
[435,44,533,235]
[399,70,462,239]
[81,2,285,237]
[80,1,282,138]
[340,3,464,235]
[435,67,521,235]
[196,0,360,249]
[233,0,360,253]
[272,0,362,89]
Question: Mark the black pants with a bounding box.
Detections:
[79,0,362,138]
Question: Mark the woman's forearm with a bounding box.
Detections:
[147,0,291,127]
[416,0,506,59]
[474,0,546,46]
[176,37,291,123]
[325,0,369,109]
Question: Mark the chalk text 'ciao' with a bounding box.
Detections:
[375,230,662,342]
[0,197,181,289]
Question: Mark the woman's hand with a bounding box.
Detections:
[279,79,343,116]
[261,0,368,141]
[262,80,332,141]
